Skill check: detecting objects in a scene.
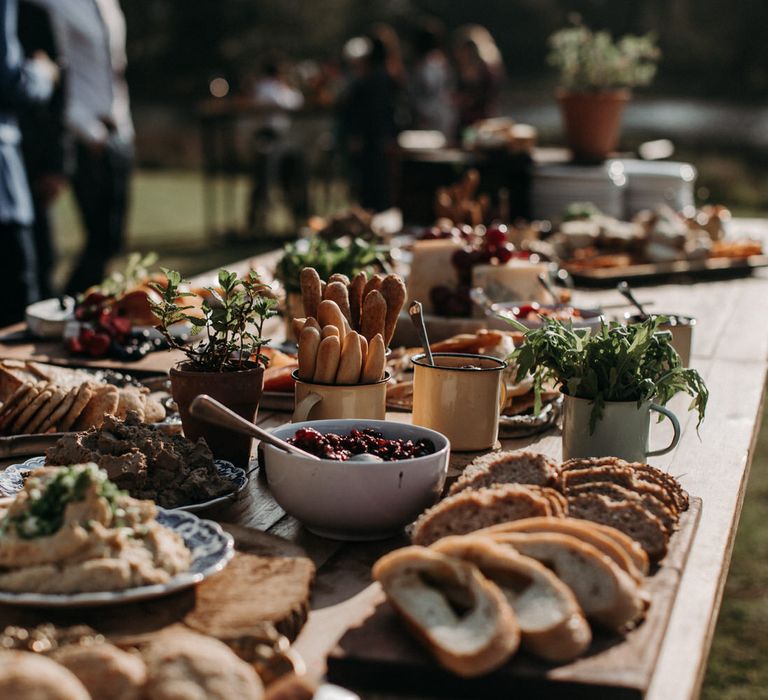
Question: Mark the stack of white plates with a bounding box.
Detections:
[531,162,627,222]
[613,159,696,216]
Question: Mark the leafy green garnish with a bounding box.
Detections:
[149,268,278,372]
[84,252,159,300]
[2,465,126,539]
[275,237,380,294]
[508,315,708,433]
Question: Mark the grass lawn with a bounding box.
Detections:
[51,168,768,697]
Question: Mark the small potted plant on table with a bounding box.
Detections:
[509,316,707,461]
[548,19,660,163]
[151,269,277,465]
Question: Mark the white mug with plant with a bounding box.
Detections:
[150,268,278,465]
[509,315,708,461]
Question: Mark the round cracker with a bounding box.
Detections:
[0,382,32,418]
[11,386,53,434]
[59,383,95,432]
[26,386,67,435]
[73,384,119,431]
[0,384,40,433]
[39,386,79,433]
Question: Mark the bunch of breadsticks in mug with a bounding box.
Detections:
[292,268,406,385]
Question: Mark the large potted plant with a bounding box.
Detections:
[548,20,660,163]
[509,316,707,461]
[150,269,277,465]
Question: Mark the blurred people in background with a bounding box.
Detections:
[248,53,308,229]
[33,0,134,296]
[18,0,64,299]
[407,18,456,140]
[338,26,403,212]
[0,0,57,325]
[453,25,505,137]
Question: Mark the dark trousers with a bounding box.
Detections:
[31,192,54,298]
[66,137,132,295]
[0,221,39,326]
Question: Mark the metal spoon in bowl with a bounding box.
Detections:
[537,273,562,307]
[617,280,649,319]
[409,300,434,366]
[189,395,383,462]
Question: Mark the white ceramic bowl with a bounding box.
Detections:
[263,419,450,541]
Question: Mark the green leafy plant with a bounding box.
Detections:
[149,269,277,372]
[275,237,381,294]
[85,251,159,299]
[508,315,708,432]
[548,19,660,91]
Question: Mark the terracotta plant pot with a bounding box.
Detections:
[170,361,264,466]
[557,88,630,163]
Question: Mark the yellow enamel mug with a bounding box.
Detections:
[411,353,507,451]
[292,370,389,422]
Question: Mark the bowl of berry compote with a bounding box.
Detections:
[262,420,450,540]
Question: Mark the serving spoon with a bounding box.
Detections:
[617,280,649,318]
[189,395,383,462]
[537,273,562,307]
[409,300,434,366]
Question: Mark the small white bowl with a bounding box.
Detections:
[263,419,450,541]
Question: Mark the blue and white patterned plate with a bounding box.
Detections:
[0,508,234,607]
[0,457,247,512]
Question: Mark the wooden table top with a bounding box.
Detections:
[3,221,768,698]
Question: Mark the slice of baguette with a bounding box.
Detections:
[449,451,560,495]
[373,546,520,677]
[567,492,669,561]
[432,536,591,662]
[411,485,553,547]
[477,517,648,582]
[493,532,645,630]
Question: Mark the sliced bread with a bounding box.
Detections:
[432,535,591,662]
[373,546,520,677]
[411,485,554,547]
[493,531,645,630]
[449,451,560,496]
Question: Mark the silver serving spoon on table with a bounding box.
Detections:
[617,280,649,318]
[408,300,434,365]
[189,395,382,462]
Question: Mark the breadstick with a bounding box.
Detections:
[328,273,350,287]
[300,268,322,319]
[321,324,339,339]
[363,274,383,301]
[297,326,321,381]
[360,290,387,343]
[324,281,352,324]
[304,317,321,332]
[291,317,307,340]
[348,271,367,331]
[359,333,368,371]
[318,299,349,337]
[380,274,407,347]
[361,333,386,383]
[336,331,363,384]
[313,335,341,384]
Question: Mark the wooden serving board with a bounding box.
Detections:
[0,525,315,643]
[327,498,702,700]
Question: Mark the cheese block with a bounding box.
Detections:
[406,240,462,314]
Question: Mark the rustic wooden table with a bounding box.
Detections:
[2,221,768,698]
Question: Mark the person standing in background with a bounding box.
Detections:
[18,0,64,299]
[32,0,133,295]
[0,0,57,325]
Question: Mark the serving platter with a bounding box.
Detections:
[0,509,234,607]
[0,456,248,512]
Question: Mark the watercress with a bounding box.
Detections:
[508,315,708,432]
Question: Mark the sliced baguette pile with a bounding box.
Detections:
[374,516,649,677]
[0,360,165,436]
[414,450,687,562]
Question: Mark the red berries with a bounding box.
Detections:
[288,427,435,461]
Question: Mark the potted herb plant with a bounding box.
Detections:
[509,316,707,461]
[275,236,380,339]
[150,268,277,465]
[548,20,660,163]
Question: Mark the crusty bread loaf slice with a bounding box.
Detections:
[567,493,668,561]
[525,486,569,517]
[449,451,560,496]
[625,462,689,512]
[373,546,520,677]
[432,536,591,662]
[477,517,647,582]
[493,532,645,630]
[567,482,677,534]
[411,485,554,547]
